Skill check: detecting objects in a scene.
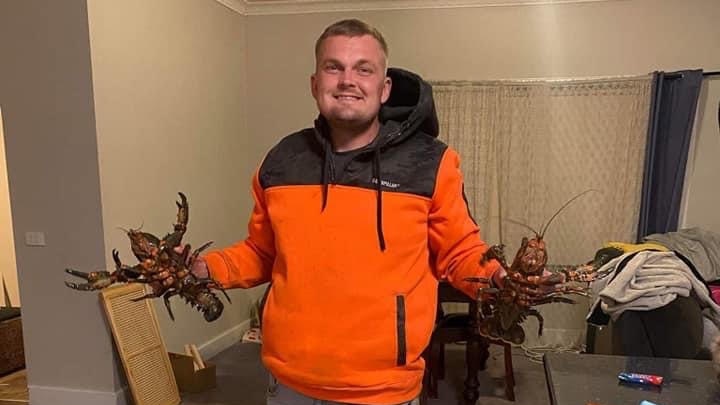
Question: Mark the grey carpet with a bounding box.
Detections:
[180,343,551,405]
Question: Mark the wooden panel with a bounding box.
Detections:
[101,284,180,405]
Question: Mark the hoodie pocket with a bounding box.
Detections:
[396,295,407,366]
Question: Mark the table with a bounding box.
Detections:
[543,352,720,405]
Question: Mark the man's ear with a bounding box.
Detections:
[381,76,392,104]
[310,73,318,99]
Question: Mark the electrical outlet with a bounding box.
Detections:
[25,231,46,246]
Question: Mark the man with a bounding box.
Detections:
[193,19,505,405]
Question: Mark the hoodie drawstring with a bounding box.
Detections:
[373,145,386,251]
[321,144,332,211]
[319,138,387,252]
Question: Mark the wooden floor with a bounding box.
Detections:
[0,369,28,404]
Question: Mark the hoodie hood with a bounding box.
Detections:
[313,67,438,150]
[379,67,439,146]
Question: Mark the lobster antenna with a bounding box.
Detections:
[497,189,504,245]
[539,189,598,238]
[501,217,540,237]
[117,220,144,234]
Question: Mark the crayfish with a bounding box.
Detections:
[64,192,230,322]
[466,190,613,345]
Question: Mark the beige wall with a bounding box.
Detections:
[87,0,258,357]
[0,0,123,400]
[246,0,720,241]
[0,109,19,307]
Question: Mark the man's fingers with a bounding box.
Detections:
[162,277,174,287]
[522,286,543,297]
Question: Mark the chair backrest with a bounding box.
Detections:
[437,281,474,304]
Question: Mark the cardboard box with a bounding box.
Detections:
[168,352,216,393]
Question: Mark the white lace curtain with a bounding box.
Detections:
[432,76,652,348]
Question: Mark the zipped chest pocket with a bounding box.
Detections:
[396,295,407,366]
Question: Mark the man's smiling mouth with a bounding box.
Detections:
[335,94,362,101]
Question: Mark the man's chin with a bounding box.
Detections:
[328,116,374,129]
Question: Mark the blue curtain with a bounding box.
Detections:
[636,70,704,240]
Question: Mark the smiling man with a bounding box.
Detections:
[192,19,505,405]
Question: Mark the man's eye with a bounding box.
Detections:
[358,67,373,75]
[325,65,340,72]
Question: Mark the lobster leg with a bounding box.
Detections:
[464,277,489,283]
[162,290,181,321]
[527,308,544,336]
[131,285,172,302]
[186,241,214,268]
[64,269,113,291]
[112,249,143,281]
[531,296,577,306]
[557,263,614,283]
[481,244,509,269]
[557,287,591,297]
[505,324,525,346]
[195,278,232,303]
[64,252,144,291]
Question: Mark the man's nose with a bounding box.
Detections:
[338,70,356,87]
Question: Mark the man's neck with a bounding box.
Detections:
[329,120,381,152]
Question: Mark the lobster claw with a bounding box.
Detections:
[64,269,114,291]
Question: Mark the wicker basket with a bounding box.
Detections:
[0,314,25,376]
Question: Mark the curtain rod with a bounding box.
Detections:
[664,71,720,79]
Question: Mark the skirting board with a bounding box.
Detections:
[28,384,128,405]
[198,318,252,360]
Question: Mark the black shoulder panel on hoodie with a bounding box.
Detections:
[258,129,324,188]
[259,129,448,199]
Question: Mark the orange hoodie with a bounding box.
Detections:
[203,68,499,404]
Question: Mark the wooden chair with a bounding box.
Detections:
[422,282,515,404]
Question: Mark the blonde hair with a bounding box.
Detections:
[315,19,389,68]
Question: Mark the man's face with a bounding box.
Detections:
[311,35,391,130]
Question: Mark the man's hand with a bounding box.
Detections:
[174,245,210,279]
[190,256,210,279]
[491,266,507,289]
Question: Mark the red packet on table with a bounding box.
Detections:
[617,372,664,386]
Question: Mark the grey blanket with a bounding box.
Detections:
[645,227,720,282]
